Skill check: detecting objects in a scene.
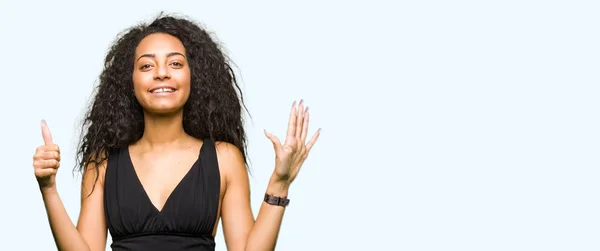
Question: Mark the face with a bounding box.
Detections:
[132,33,191,115]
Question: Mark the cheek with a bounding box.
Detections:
[173,68,191,81]
[132,74,150,100]
[133,87,144,101]
[173,70,192,92]
[132,70,153,87]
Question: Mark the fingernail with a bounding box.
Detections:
[299,99,304,105]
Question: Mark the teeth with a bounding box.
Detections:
[151,88,175,93]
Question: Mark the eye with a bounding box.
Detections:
[140,64,152,70]
[170,61,183,67]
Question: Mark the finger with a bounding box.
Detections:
[295,99,304,139]
[37,151,61,161]
[41,120,54,145]
[264,129,283,153]
[306,128,321,151]
[37,144,60,154]
[34,159,60,169]
[300,107,310,142]
[35,168,58,177]
[285,101,297,142]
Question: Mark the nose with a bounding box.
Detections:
[153,64,171,80]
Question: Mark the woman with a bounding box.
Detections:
[32,14,320,251]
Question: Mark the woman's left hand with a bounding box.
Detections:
[264,100,321,187]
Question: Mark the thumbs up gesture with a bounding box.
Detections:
[33,120,61,191]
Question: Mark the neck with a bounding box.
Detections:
[138,111,188,150]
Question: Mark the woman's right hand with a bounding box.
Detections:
[33,120,61,191]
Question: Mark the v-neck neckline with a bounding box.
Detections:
[125,142,205,213]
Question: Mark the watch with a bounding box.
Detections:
[264,193,290,207]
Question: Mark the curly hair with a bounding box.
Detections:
[74,13,249,191]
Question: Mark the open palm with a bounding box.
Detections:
[265,100,321,184]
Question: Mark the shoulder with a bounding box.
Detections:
[214,141,247,183]
[214,141,243,158]
[82,150,110,188]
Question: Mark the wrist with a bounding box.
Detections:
[267,176,290,197]
[39,184,57,196]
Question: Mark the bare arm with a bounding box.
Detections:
[35,121,108,251]
[218,142,289,251]
[220,100,320,251]
[244,179,290,251]
[40,161,108,251]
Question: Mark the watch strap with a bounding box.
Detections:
[264,193,290,207]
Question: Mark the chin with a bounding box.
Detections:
[143,103,185,116]
[137,94,187,116]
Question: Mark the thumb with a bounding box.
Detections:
[41,119,54,145]
[264,129,282,154]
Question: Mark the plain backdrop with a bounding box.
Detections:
[0,0,598,250]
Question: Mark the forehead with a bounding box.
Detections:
[135,33,186,56]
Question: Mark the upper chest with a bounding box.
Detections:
[127,143,203,209]
[133,147,198,182]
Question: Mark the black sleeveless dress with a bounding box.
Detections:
[103,138,220,250]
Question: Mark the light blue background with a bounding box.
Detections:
[0,0,598,250]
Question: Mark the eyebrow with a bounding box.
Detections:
[137,52,186,62]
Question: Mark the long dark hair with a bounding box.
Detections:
[75,13,249,191]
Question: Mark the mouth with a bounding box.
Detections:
[149,87,177,94]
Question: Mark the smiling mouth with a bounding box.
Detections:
[149,87,177,94]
